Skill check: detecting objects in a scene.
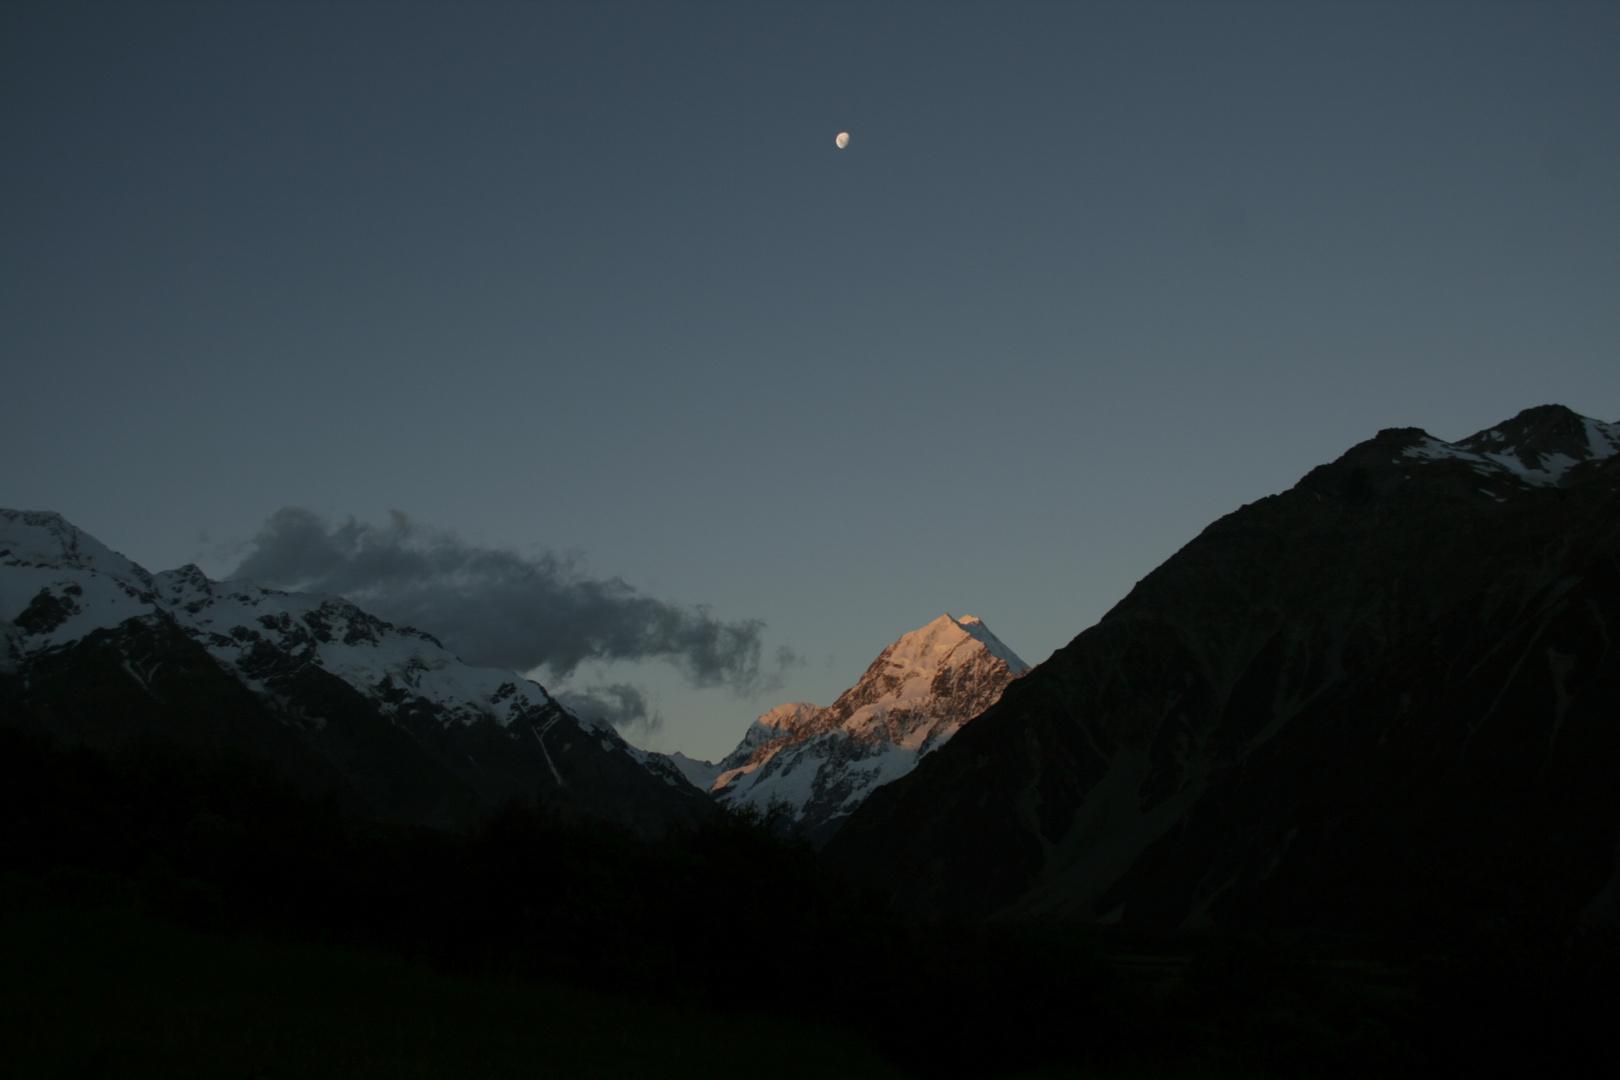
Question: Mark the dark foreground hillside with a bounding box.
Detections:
[0,905,905,1080]
[4,722,1620,1079]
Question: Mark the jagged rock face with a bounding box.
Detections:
[705,615,1028,848]
[0,510,709,835]
[826,406,1620,942]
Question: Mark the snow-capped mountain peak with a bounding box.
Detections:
[1,510,163,654]
[0,510,153,586]
[695,614,1028,846]
[824,614,1028,746]
[2,508,709,833]
[952,613,1029,672]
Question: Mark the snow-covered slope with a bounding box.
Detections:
[691,614,1027,847]
[1,508,705,832]
[3,510,580,734]
[154,563,593,737]
[1400,405,1620,487]
[0,511,162,653]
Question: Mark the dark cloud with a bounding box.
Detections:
[229,508,789,694]
[552,683,662,737]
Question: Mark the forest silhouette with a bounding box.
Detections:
[2,721,1617,1078]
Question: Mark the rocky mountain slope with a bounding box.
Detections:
[826,405,1620,942]
[683,614,1027,847]
[0,510,707,834]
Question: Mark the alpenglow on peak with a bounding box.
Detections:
[678,613,1028,847]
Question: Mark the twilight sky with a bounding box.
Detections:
[4,1,1617,761]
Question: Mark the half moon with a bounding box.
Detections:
[835,131,850,149]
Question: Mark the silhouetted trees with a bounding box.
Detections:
[4,721,1618,1079]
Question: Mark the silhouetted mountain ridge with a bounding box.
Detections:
[826,405,1620,943]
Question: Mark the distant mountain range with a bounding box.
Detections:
[9,403,1619,947]
[668,614,1028,847]
[0,510,707,835]
[0,510,1024,848]
[826,405,1620,943]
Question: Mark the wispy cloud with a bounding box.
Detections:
[551,682,662,737]
[229,508,791,701]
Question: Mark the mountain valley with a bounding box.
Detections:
[6,405,1620,1078]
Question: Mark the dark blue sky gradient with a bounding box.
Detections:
[4,2,1617,757]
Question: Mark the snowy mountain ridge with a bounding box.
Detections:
[688,614,1028,846]
[1398,404,1620,487]
[1,510,592,736]
[1,509,701,829]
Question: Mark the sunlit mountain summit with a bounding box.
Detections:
[670,614,1028,847]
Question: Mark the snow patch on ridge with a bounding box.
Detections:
[1584,417,1620,462]
[1400,411,1620,487]
[666,752,725,792]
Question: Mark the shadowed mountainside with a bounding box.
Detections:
[827,405,1620,943]
[0,510,709,835]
